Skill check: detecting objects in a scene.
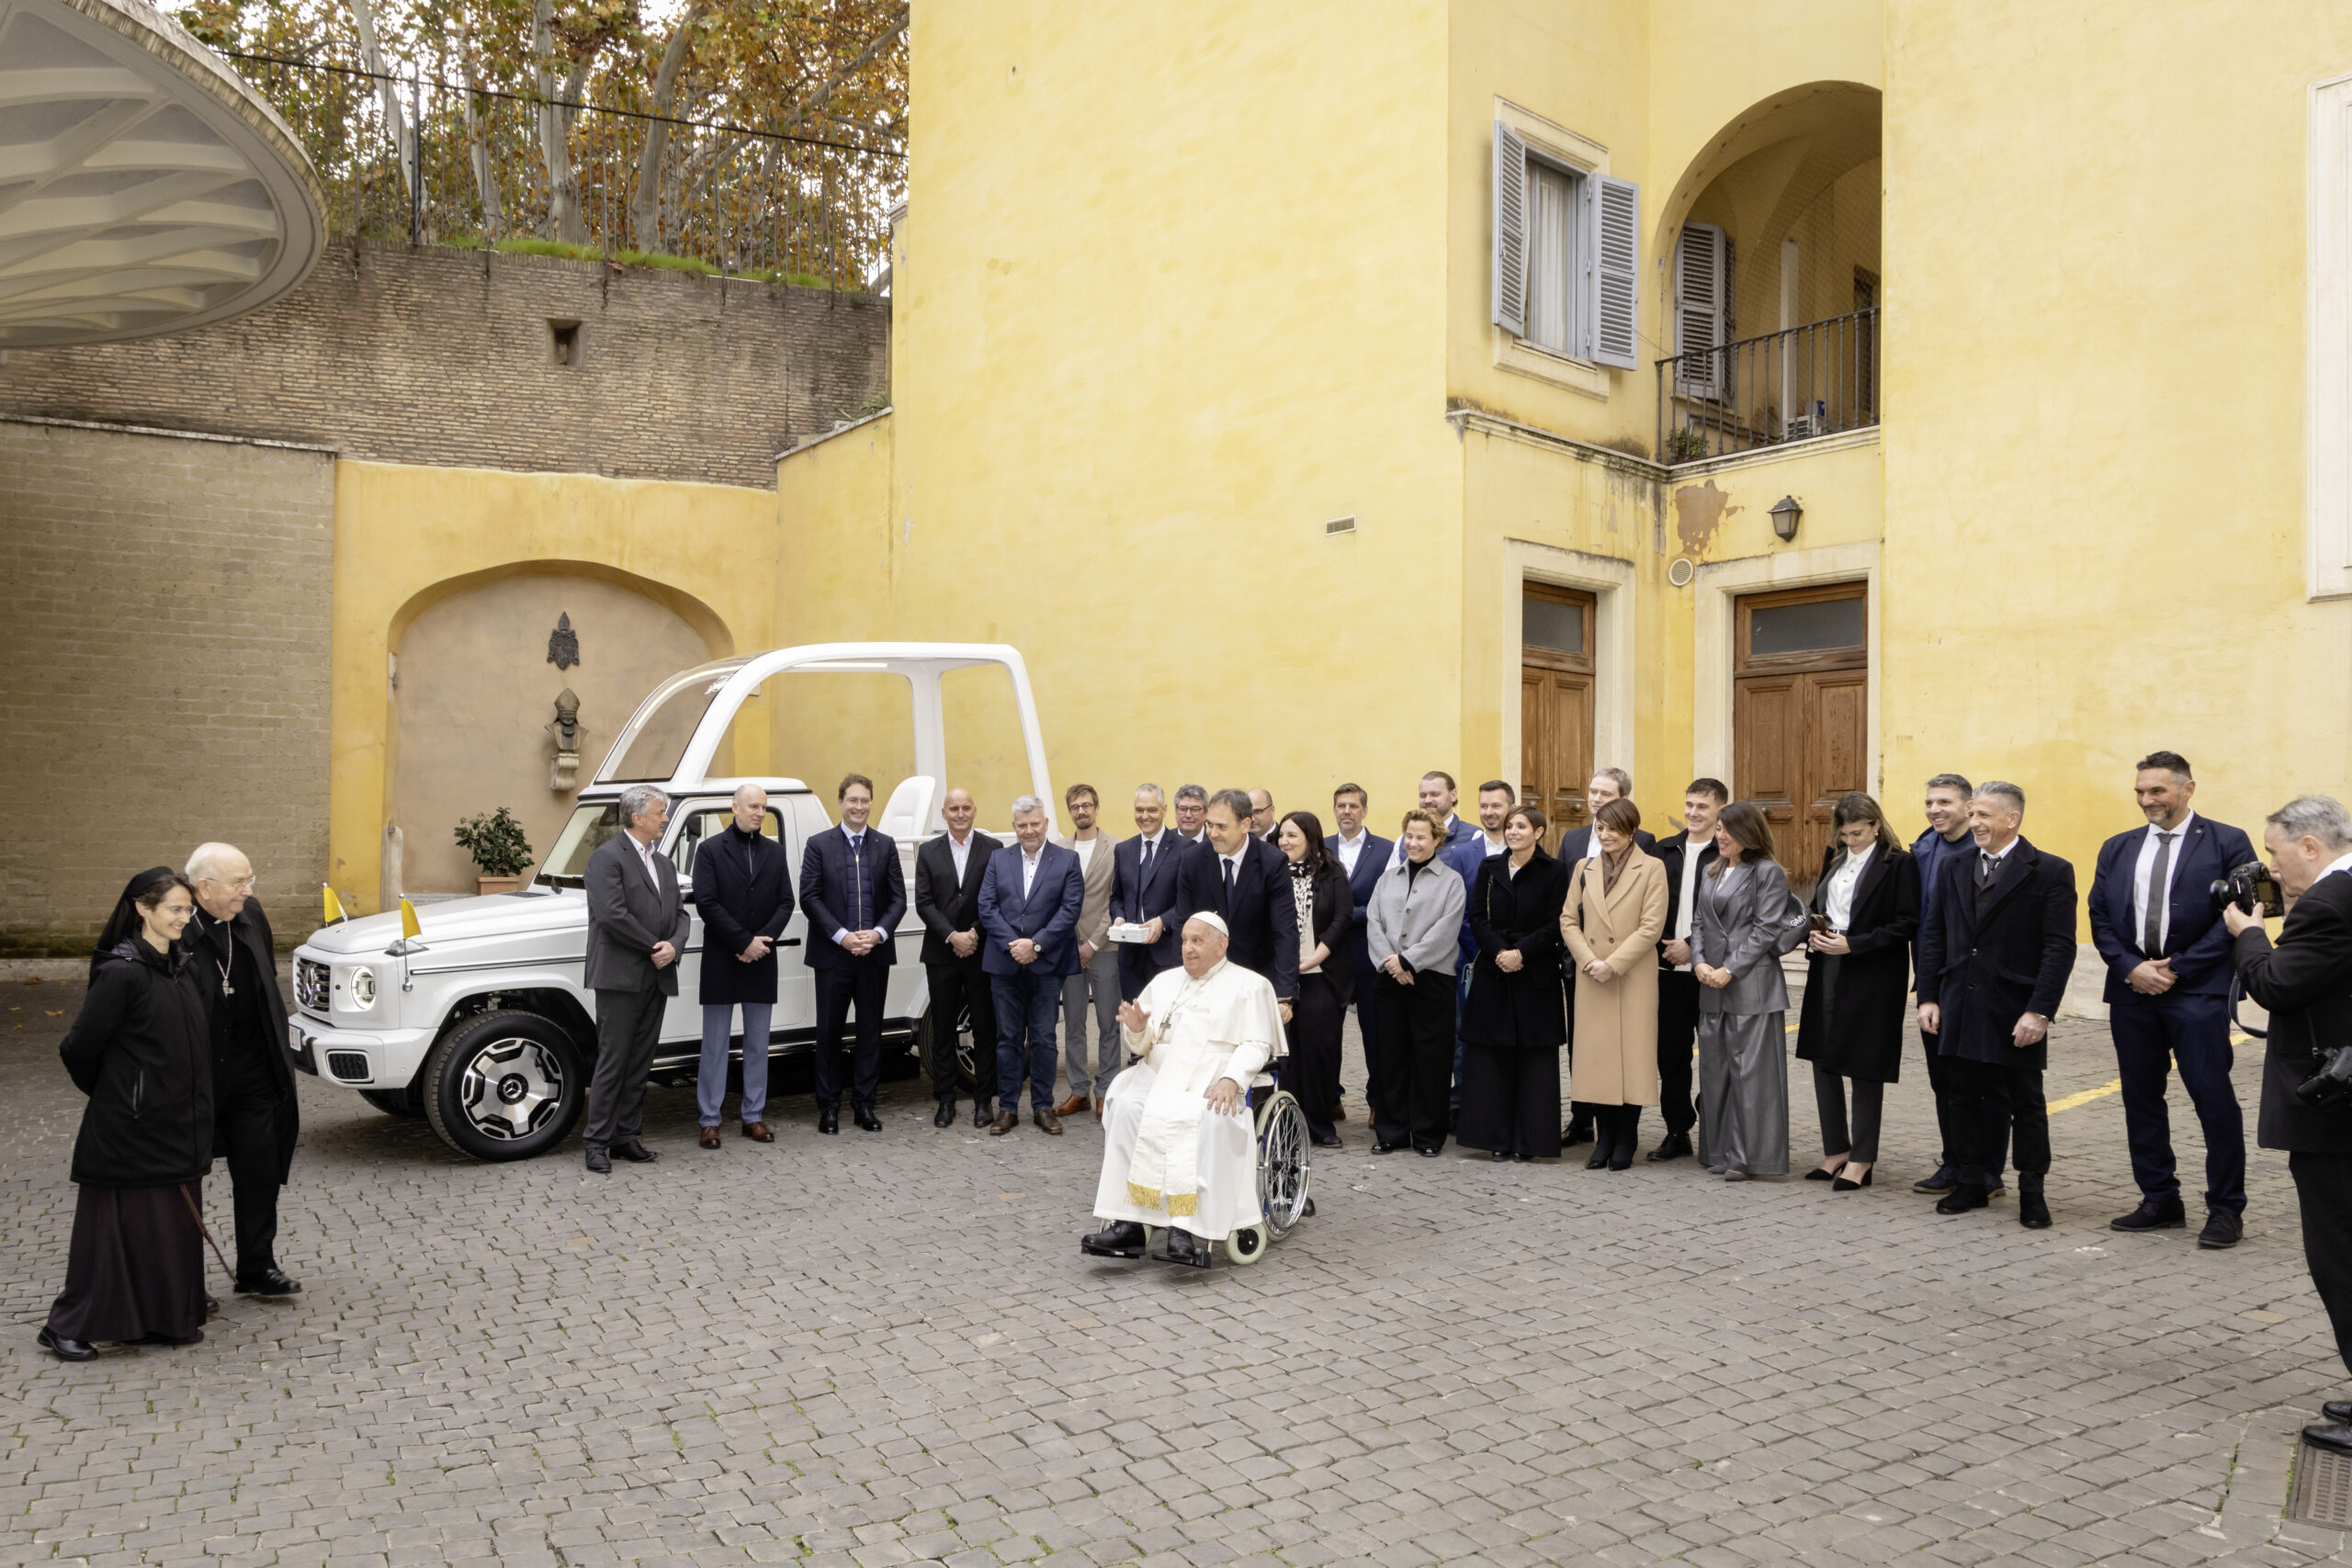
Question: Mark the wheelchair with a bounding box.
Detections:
[1140,1070,1314,1268]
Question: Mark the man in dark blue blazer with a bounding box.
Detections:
[2086,751,2256,1247]
[797,773,907,1134]
[1916,781,2077,1229]
[978,795,1085,1134]
[1111,784,1194,1000]
[1328,784,1394,1119]
[1193,788,1299,1004]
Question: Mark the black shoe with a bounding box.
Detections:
[2018,1192,2052,1229]
[818,1109,839,1135]
[2198,1209,2244,1249]
[1935,1184,1989,1215]
[1449,1108,1461,1132]
[854,1107,882,1132]
[2324,1399,2352,1424]
[1312,1133,1343,1148]
[1831,1169,1872,1191]
[1510,1151,1533,1162]
[1586,1147,1610,1169]
[1805,1162,1844,1181]
[972,1103,992,1129]
[1490,1149,1510,1162]
[2110,1196,2187,1232]
[1646,1133,1692,1163]
[1984,1181,2007,1200]
[1302,1196,1317,1217]
[37,1327,96,1362]
[235,1268,302,1296]
[1373,1140,1402,1155]
[1162,1228,1209,1268]
[613,1141,658,1164]
[934,1101,956,1128]
[585,1145,612,1174]
[2306,1422,2352,1454]
[1080,1221,1147,1259]
[206,1296,220,1320]
[1608,1138,1634,1172]
[1417,1145,1442,1158]
[1913,1166,1958,1194]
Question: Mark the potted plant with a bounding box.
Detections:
[454,807,535,896]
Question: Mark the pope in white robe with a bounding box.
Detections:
[1081,914,1283,1262]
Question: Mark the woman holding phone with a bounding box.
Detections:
[1690,802,1810,1179]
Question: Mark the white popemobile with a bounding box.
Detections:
[287,644,1057,1161]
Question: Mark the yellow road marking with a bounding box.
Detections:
[2047,1079,2122,1113]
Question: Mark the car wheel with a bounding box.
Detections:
[359,1088,422,1117]
[421,1010,585,1162]
[918,996,980,1096]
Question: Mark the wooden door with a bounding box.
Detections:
[1521,584,1595,853]
[1733,583,1866,890]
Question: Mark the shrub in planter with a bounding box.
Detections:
[454,807,535,891]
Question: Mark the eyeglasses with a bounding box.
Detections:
[204,875,258,893]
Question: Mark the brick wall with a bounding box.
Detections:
[0,239,889,490]
[0,420,334,954]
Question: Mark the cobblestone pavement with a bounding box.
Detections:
[4,973,2350,1568]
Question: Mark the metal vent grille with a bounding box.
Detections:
[2293,1438,2352,1527]
[323,1051,371,1083]
[1324,516,1357,536]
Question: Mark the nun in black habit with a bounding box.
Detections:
[40,867,216,1360]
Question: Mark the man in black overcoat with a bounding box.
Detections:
[913,785,1001,1127]
[2226,795,2352,1453]
[690,784,796,1148]
[186,842,302,1296]
[1915,782,2076,1229]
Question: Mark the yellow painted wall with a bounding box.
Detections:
[330,459,778,911]
[1881,0,2352,902]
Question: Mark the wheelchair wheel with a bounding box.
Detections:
[1226,1222,1270,1266]
[1255,1089,1312,1241]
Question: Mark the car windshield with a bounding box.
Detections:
[539,803,623,881]
[598,659,747,783]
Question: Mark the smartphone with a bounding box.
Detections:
[1807,911,1831,932]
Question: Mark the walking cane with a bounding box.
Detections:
[179,1183,237,1288]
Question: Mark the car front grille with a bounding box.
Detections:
[295,957,329,1012]
[323,1051,370,1082]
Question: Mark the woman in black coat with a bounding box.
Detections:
[689,793,797,1142]
[1277,812,1354,1146]
[42,868,215,1361]
[1794,793,1921,1190]
[1458,806,1570,1160]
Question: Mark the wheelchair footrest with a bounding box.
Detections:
[1147,1240,1215,1269]
[1079,1235,1146,1260]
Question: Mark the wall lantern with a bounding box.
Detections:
[1770,495,1804,543]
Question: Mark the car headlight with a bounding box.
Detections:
[345,966,377,1010]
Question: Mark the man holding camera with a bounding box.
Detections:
[2227,795,2352,1454]
[2086,752,2255,1247]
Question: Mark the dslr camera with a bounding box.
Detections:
[2211,860,2284,919]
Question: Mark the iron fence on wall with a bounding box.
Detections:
[1656,307,1880,465]
[229,51,904,290]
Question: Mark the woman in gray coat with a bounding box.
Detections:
[1367,808,1467,1158]
[1691,802,1810,1179]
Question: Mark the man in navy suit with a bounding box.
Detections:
[1399,771,1481,861]
[1647,777,1727,1160]
[798,773,907,1134]
[1917,781,2077,1229]
[2086,751,2256,1248]
[978,795,1085,1134]
[1111,784,1194,1000]
[1328,784,1394,1119]
[1193,788,1300,1007]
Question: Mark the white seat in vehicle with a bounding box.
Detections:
[878,775,938,841]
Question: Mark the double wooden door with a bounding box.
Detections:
[1520,584,1594,853]
[1733,583,1866,892]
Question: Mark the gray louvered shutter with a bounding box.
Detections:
[1492,121,1529,336]
[1589,174,1640,368]
[1674,220,1726,397]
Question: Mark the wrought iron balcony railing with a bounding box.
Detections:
[1657,307,1880,465]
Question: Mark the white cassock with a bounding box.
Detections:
[1091,958,1283,1238]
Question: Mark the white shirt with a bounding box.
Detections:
[948,829,976,885]
[2132,812,2195,955]
[1482,831,1507,858]
[1021,843,1043,896]
[632,834,663,886]
[1672,840,1705,969]
[1584,831,1604,861]
[1179,828,1205,844]
[831,828,874,945]
[2326,851,2352,882]
[1072,836,1097,875]
[1218,851,1244,890]
[1824,845,1874,932]
[1335,829,1368,875]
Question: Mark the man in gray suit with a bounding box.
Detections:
[582,784,692,1175]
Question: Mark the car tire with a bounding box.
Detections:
[917,997,980,1097]
[421,1010,586,1162]
[359,1088,422,1117]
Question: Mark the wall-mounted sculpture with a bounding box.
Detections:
[547,612,580,671]
[547,687,585,791]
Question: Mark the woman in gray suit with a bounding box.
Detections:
[1691,801,1810,1179]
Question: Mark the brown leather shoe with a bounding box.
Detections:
[741,1122,773,1143]
[1093,1098,1105,1119]
[989,1111,1018,1136]
[1331,1102,1347,1122]
[1053,1094,1089,1117]
[1035,1109,1064,1135]
[698,1126,722,1150]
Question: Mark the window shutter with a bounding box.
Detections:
[1674,220,1727,398]
[1492,121,1529,336]
[1589,175,1640,369]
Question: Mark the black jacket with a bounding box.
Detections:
[1794,844,1921,1082]
[62,939,215,1189]
[192,901,300,1183]
[2233,871,2352,1154]
[1652,829,1720,970]
[1288,863,1355,1006]
[691,825,796,1005]
[914,830,1001,967]
[1460,850,1569,1050]
[1187,836,1300,999]
[1915,835,2077,1068]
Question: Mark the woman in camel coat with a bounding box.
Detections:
[1561,796,1668,1171]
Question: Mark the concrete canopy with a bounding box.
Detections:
[0,0,324,345]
